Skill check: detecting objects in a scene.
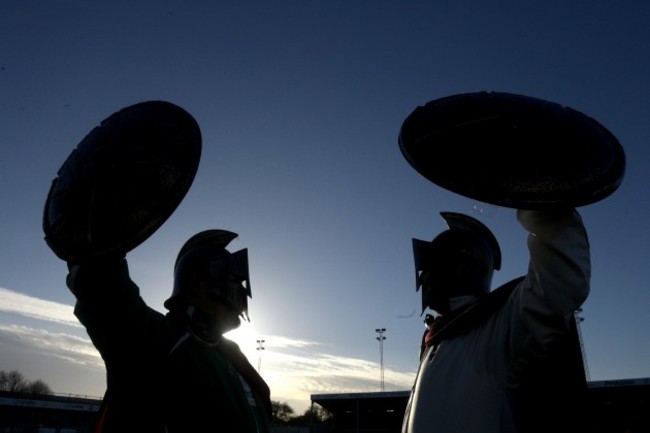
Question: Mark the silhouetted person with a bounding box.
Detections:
[42,101,271,432]
[402,209,590,433]
[66,229,271,433]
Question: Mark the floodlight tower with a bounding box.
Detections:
[375,328,386,391]
[256,339,265,372]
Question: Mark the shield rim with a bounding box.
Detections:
[398,91,626,209]
[43,100,202,262]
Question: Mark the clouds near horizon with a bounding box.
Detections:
[0,286,415,411]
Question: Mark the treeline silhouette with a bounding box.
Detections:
[1,369,331,426]
[0,369,53,395]
[271,400,332,426]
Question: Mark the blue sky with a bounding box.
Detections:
[1,1,649,413]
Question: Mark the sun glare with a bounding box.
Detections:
[225,320,264,360]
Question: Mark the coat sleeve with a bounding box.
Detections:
[515,208,591,342]
[66,257,162,360]
[67,257,141,320]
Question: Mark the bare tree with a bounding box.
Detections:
[0,370,27,392]
[271,400,295,424]
[0,370,53,394]
[309,404,333,422]
[24,379,53,395]
[285,404,334,426]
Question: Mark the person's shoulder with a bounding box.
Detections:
[489,276,525,302]
[214,336,245,358]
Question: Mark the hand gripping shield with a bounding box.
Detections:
[43,100,202,262]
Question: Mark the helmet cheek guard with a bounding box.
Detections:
[208,248,251,321]
[413,238,437,314]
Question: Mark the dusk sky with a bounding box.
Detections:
[1,1,649,413]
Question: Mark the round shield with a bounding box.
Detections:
[43,100,202,262]
[398,91,625,209]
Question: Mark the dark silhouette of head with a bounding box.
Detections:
[412,212,501,315]
[165,229,251,321]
